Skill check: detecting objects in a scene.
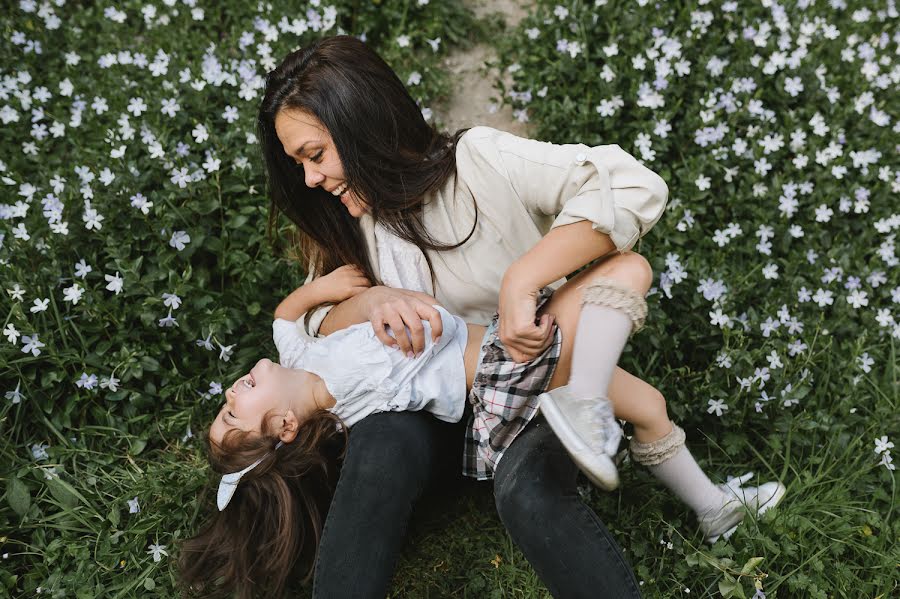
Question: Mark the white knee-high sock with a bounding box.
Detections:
[568,278,648,399]
[630,424,726,517]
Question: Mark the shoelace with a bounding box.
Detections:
[721,471,756,502]
[575,396,620,455]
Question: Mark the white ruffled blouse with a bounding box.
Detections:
[273,306,468,427]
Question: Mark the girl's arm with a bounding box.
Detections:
[274,265,371,321]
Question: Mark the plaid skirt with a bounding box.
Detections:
[462,288,562,480]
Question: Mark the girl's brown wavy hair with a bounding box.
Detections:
[178,409,346,598]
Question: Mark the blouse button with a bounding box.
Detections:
[574,152,587,165]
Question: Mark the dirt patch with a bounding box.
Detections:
[433,0,533,136]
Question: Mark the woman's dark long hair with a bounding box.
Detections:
[179,410,346,599]
[258,35,477,289]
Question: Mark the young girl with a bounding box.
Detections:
[180,260,786,598]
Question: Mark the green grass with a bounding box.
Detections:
[2,0,898,597]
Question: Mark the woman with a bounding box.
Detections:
[256,35,778,598]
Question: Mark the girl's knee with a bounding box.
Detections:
[610,252,653,294]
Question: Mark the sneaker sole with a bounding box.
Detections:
[539,393,620,491]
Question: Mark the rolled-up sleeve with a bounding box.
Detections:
[487,129,668,252]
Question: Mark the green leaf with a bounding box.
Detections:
[129,438,148,455]
[143,578,156,591]
[719,577,736,597]
[108,505,121,528]
[46,478,82,509]
[6,477,31,517]
[740,556,764,575]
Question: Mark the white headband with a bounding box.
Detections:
[217,441,285,511]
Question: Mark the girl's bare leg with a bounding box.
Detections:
[539,252,674,442]
[538,253,786,542]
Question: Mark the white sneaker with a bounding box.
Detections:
[699,472,787,543]
[538,385,621,491]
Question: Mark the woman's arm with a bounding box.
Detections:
[497,221,614,362]
[321,287,443,356]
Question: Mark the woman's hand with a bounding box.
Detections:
[314,265,372,303]
[498,275,555,364]
[360,286,443,357]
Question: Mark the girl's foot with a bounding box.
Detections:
[699,472,787,543]
[538,385,621,490]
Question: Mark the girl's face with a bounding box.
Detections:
[274,108,370,218]
[209,358,300,445]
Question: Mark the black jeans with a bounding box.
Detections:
[313,411,641,599]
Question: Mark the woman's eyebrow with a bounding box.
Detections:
[292,142,315,157]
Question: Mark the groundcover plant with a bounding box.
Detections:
[0,0,477,596]
[1,0,897,597]
[491,0,897,597]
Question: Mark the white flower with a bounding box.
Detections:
[160,98,180,117]
[162,293,182,310]
[814,204,834,222]
[63,284,84,305]
[4,324,20,344]
[857,352,874,373]
[196,333,214,351]
[5,382,24,404]
[715,351,732,369]
[217,341,235,362]
[396,35,410,48]
[406,71,421,86]
[74,259,92,279]
[874,436,894,454]
[709,308,731,328]
[105,272,124,295]
[158,309,178,328]
[208,381,223,395]
[221,105,239,123]
[169,230,190,251]
[75,372,98,390]
[880,452,896,471]
[100,376,120,392]
[31,442,50,461]
[695,175,711,191]
[7,284,26,302]
[202,155,220,172]
[766,351,783,369]
[707,399,728,416]
[127,496,140,514]
[846,290,868,309]
[812,288,834,307]
[30,298,49,313]
[126,97,148,116]
[784,76,804,97]
[146,543,168,562]
[21,334,45,356]
[192,124,209,144]
[762,264,779,279]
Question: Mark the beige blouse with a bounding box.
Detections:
[301,126,668,333]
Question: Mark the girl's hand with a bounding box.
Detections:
[498,278,555,364]
[361,286,443,357]
[315,265,372,303]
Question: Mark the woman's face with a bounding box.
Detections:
[274,108,369,218]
